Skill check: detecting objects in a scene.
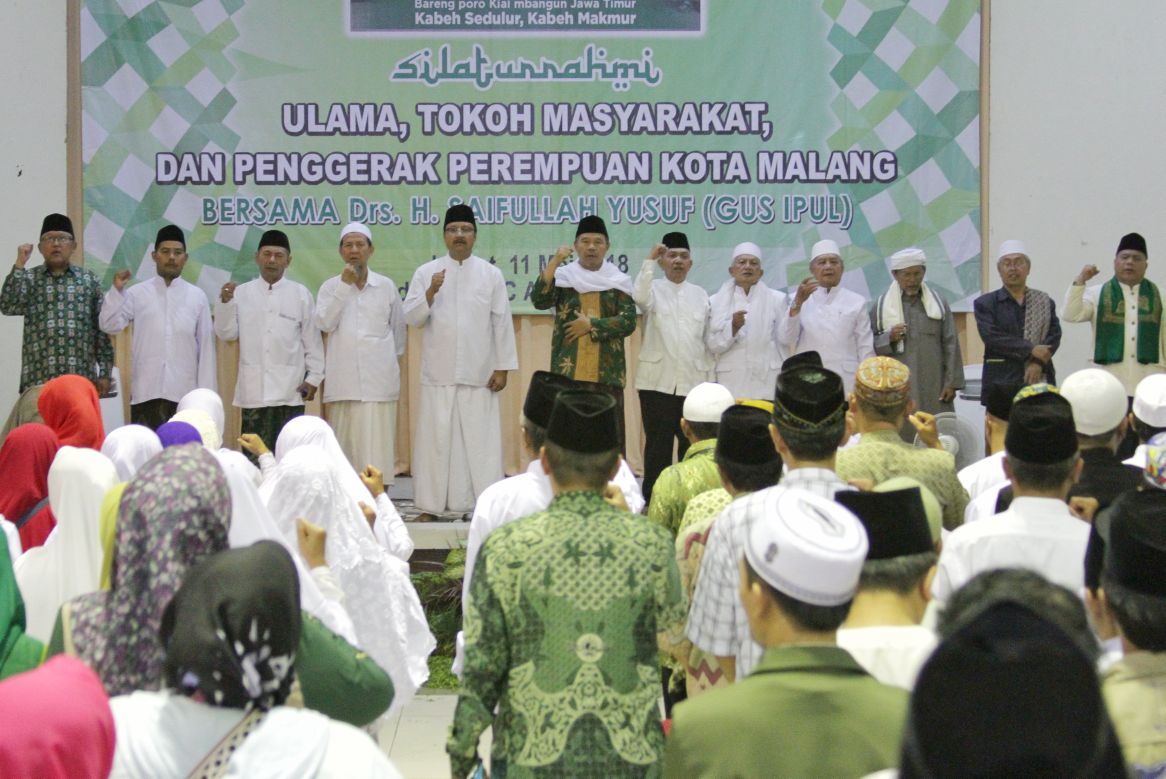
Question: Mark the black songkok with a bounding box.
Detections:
[1099,489,1166,597]
[575,215,608,239]
[155,224,186,249]
[772,366,847,430]
[444,204,476,228]
[781,351,823,372]
[715,405,778,466]
[835,488,933,560]
[1117,232,1148,257]
[661,232,689,250]
[522,371,575,429]
[545,390,618,453]
[258,230,290,251]
[40,213,73,238]
[1005,392,1076,463]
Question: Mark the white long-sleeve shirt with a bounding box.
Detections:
[402,255,518,387]
[99,277,216,404]
[706,279,788,399]
[1062,280,1166,394]
[632,259,712,395]
[213,277,325,408]
[778,285,875,393]
[315,271,405,403]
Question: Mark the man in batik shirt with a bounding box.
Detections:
[0,213,113,397]
[449,389,685,778]
[531,215,637,450]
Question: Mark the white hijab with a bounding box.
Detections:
[275,415,373,509]
[177,388,225,441]
[259,446,435,717]
[15,446,119,642]
[100,424,162,481]
[212,449,357,646]
[170,408,222,451]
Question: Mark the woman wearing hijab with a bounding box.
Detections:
[177,387,225,443]
[170,407,222,449]
[108,542,401,778]
[36,374,105,450]
[0,524,45,679]
[54,444,395,726]
[155,419,202,448]
[15,446,119,642]
[99,424,161,481]
[261,446,434,715]
[268,415,414,562]
[0,423,60,550]
[0,656,115,779]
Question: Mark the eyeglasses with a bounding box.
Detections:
[41,235,74,245]
[444,226,475,236]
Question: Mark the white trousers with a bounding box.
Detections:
[413,385,503,514]
[328,400,397,482]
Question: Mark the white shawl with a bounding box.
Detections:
[876,281,945,331]
[553,260,635,296]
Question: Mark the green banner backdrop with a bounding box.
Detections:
[80,0,981,313]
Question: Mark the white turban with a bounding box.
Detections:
[889,248,926,271]
[811,239,840,261]
[732,241,763,261]
[340,222,372,243]
[997,239,1028,260]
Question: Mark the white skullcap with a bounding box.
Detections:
[339,222,372,243]
[889,248,927,271]
[1134,374,1166,427]
[997,240,1029,260]
[810,239,841,261]
[744,488,868,606]
[1061,368,1128,436]
[682,382,735,423]
[732,241,763,261]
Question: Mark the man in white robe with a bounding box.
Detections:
[403,204,518,519]
[99,224,216,429]
[632,231,713,502]
[778,239,875,393]
[316,222,405,477]
[706,241,787,400]
[214,229,325,452]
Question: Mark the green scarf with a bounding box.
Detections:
[1094,277,1162,365]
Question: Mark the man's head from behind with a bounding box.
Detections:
[851,357,912,427]
[1061,368,1129,450]
[521,371,576,458]
[681,382,734,443]
[1003,388,1081,497]
[715,405,781,496]
[1097,489,1166,653]
[738,489,867,644]
[541,389,620,492]
[770,365,848,464]
[835,487,937,602]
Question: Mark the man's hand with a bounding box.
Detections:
[113,269,132,292]
[1069,496,1100,523]
[909,410,942,449]
[847,478,876,492]
[731,310,747,335]
[296,517,328,568]
[564,312,593,344]
[486,370,508,392]
[14,244,33,270]
[297,381,318,401]
[647,243,667,262]
[1031,345,1052,364]
[358,501,377,532]
[220,281,236,304]
[1024,362,1044,385]
[602,483,630,512]
[359,464,386,497]
[939,386,956,404]
[237,433,270,457]
[889,323,907,344]
[792,276,818,308]
[1075,264,1100,285]
[426,269,446,306]
[340,262,359,286]
[93,377,112,398]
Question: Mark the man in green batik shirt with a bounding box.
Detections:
[0,213,113,397]
[648,382,734,536]
[531,215,637,450]
[448,389,686,778]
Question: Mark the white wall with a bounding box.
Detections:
[0,1,69,412]
[988,0,1166,380]
[3,2,1165,414]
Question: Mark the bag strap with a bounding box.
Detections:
[13,497,49,529]
[185,708,267,779]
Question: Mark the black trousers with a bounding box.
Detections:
[130,398,178,430]
[639,389,689,504]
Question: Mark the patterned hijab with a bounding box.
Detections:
[162,542,300,711]
[0,423,61,550]
[36,375,105,450]
[68,444,231,696]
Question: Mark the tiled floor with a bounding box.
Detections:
[378,692,490,778]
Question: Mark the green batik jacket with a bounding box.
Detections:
[448,491,686,778]
[530,275,637,388]
[0,264,113,393]
[647,438,722,537]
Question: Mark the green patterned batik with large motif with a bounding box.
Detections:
[530,276,637,388]
[448,490,686,778]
